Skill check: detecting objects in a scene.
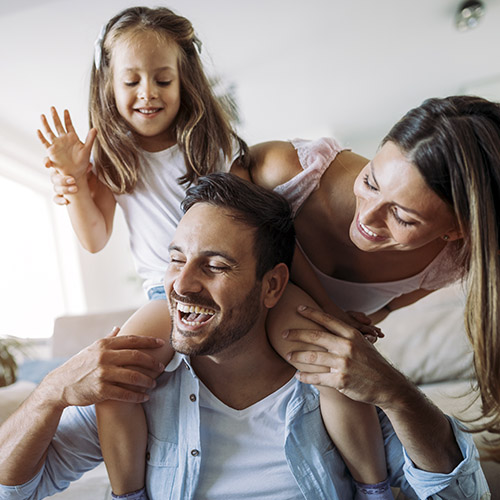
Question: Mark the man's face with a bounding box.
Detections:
[164,203,263,356]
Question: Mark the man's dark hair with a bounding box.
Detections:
[182,173,295,279]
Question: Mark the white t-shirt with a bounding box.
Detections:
[194,376,303,499]
[114,145,235,292]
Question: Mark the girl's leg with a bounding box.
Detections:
[267,283,393,499]
[95,299,174,496]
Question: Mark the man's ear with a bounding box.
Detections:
[261,263,289,309]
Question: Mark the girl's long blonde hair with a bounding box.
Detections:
[89,6,249,193]
[384,95,500,461]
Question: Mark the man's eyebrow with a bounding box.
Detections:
[370,163,424,218]
[200,251,238,265]
[122,65,177,73]
[168,245,238,265]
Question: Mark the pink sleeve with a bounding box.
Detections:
[274,137,347,216]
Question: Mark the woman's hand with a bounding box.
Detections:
[284,305,407,410]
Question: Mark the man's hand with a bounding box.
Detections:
[284,305,464,472]
[40,327,166,411]
[284,305,406,410]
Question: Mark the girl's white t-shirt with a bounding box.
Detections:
[114,145,234,292]
[194,376,303,499]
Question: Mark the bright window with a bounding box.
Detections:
[0,176,66,338]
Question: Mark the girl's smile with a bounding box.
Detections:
[111,31,181,152]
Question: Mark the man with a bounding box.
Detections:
[0,173,489,499]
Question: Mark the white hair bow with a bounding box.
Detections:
[94,24,107,69]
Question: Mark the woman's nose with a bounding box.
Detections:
[359,200,384,226]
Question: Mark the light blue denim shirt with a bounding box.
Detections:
[0,353,490,500]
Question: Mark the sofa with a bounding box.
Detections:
[1,283,499,499]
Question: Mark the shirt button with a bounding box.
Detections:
[189,394,197,402]
[191,449,200,457]
[146,452,151,460]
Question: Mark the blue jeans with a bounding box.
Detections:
[147,285,166,301]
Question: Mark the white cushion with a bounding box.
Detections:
[376,283,474,384]
[0,380,37,424]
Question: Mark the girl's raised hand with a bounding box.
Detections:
[38,107,97,182]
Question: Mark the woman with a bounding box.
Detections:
[245,95,500,461]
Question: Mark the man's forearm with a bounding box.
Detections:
[0,382,64,485]
[381,377,463,473]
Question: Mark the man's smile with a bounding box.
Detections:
[176,302,216,327]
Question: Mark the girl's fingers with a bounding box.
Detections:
[51,106,66,135]
[39,114,56,142]
[63,109,75,134]
[53,194,69,206]
[40,115,56,142]
[347,310,372,325]
[38,130,51,149]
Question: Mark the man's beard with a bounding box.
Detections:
[168,281,263,356]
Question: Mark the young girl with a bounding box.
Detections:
[39,7,391,500]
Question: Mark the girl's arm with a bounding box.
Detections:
[38,107,116,252]
[369,288,435,324]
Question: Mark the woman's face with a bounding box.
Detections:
[350,141,460,252]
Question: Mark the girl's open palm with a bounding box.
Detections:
[38,107,97,181]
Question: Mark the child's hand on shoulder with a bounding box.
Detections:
[38,107,97,182]
[344,310,384,343]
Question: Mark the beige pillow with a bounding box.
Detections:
[377,283,474,384]
[0,381,37,424]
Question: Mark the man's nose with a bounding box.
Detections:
[173,263,203,296]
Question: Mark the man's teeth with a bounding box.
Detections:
[360,222,379,238]
[177,304,214,315]
[177,303,215,326]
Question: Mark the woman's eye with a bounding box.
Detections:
[391,208,414,227]
[363,174,378,192]
[157,81,172,87]
[125,82,138,87]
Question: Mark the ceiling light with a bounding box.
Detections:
[455,0,485,31]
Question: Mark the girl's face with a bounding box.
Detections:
[111,31,181,152]
[349,141,460,252]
